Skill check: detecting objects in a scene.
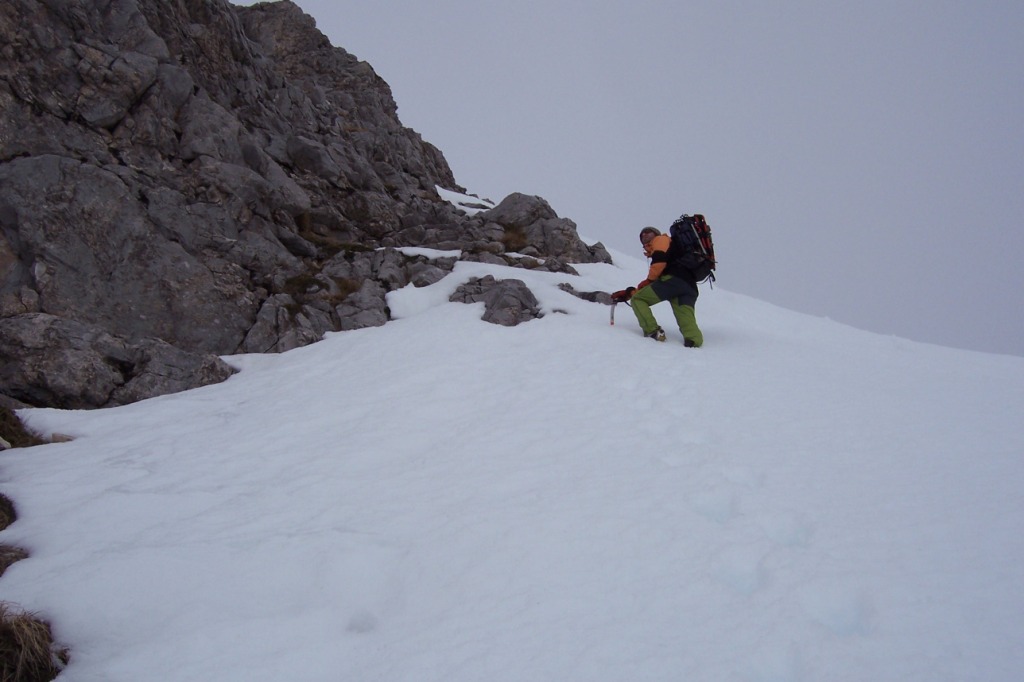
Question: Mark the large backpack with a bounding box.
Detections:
[668,214,716,283]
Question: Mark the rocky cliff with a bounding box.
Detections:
[0,0,610,410]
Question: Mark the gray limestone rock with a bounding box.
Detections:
[0,0,610,408]
[450,276,543,327]
[0,313,234,409]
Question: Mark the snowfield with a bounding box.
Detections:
[2,244,1023,681]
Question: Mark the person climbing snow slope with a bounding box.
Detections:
[611,226,704,347]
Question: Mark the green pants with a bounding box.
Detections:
[631,281,703,347]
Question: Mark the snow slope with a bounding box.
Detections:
[2,245,1023,681]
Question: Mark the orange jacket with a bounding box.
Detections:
[640,234,672,287]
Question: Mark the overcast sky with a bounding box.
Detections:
[243,1,1024,357]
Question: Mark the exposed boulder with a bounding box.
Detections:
[240,293,334,354]
[335,280,390,332]
[0,156,266,354]
[480,193,612,264]
[450,276,543,327]
[558,283,614,305]
[0,314,234,410]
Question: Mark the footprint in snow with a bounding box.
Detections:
[656,451,688,468]
[689,486,738,524]
[715,545,768,596]
[744,641,802,682]
[346,609,379,634]
[755,511,814,548]
[719,463,763,489]
[798,582,872,636]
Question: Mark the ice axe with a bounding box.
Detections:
[609,287,635,325]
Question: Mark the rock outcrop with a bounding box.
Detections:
[450,276,543,327]
[0,0,610,409]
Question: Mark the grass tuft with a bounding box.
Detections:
[0,546,27,580]
[0,603,68,682]
[0,494,27,578]
[500,226,528,253]
[0,408,43,450]
[330,277,362,304]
